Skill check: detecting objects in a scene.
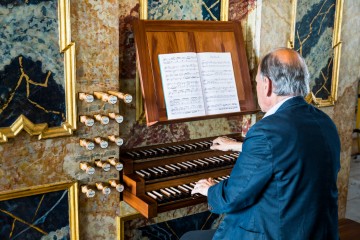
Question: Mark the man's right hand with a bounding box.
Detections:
[210,136,242,152]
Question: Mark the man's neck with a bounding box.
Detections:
[271,95,293,107]
[263,95,294,118]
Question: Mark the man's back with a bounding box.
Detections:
[209,97,340,240]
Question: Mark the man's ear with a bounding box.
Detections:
[263,76,273,97]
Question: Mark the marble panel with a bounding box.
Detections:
[146,0,222,21]
[0,190,70,240]
[294,0,337,100]
[0,0,65,127]
[71,0,120,91]
[121,202,222,239]
[331,0,360,218]
[137,211,220,240]
[346,157,360,222]
[259,0,293,55]
[229,0,257,21]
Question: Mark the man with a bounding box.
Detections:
[181,48,340,240]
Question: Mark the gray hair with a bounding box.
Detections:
[259,48,310,97]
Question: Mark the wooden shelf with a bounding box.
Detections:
[133,19,257,126]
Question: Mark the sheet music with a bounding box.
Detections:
[159,53,206,120]
[197,52,240,115]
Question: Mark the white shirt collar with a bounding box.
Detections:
[263,96,294,118]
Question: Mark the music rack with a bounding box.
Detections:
[132,19,257,126]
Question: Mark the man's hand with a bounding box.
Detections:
[210,136,243,152]
[191,178,216,196]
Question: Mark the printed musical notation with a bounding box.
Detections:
[159,53,206,119]
[197,52,240,115]
[158,52,240,120]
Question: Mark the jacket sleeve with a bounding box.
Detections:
[207,126,273,214]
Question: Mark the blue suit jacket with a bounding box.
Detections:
[208,97,340,240]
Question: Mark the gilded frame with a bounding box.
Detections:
[116,212,142,240]
[289,0,343,107]
[0,0,76,142]
[0,181,79,240]
[136,0,229,121]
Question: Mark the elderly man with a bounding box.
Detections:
[181,48,340,240]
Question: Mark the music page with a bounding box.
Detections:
[158,52,206,120]
[197,52,240,115]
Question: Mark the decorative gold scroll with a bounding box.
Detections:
[0,0,76,142]
[136,0,229,122]
[0,181,79,240]
[289,0,343,107]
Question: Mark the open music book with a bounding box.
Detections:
[159,52,240,120]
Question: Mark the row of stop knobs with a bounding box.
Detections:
[80,158,123,173]
[81,180,124,198]
[80,158,124,198]
[78,90,130,198]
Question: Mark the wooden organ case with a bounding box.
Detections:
[122,19,257,218]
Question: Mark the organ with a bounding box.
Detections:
[121,20,257,218]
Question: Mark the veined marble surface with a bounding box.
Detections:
[0,0,66,127]
[346,156,360,223]
[0,0,63,85]
[0,190,70,240]
[294,0,336,100]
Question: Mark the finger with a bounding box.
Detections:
[196,179,208,184]
[210,144,220,149]
[191,186,200,195]
[212,137,223,144]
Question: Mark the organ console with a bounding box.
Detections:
[120,134,242,218]
[124,20,258,218]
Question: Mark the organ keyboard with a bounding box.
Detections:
[121,134,242,218]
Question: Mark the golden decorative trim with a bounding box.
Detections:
[0,181,79,240]
[140,0,148,20]
[288,0,298,48]
[117,201,142,240]
[136,0,229,122]
[220,0,229,21]
[0,115,48,142]
[116,211,142,240]
[289,0,343,107]
[58,0,71,52]
[331,0,343,104]
[0,0,76,142]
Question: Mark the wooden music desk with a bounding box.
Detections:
[339,218,360,239]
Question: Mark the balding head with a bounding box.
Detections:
[259,48,310,97]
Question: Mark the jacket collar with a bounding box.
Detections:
[276,96,306,113]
